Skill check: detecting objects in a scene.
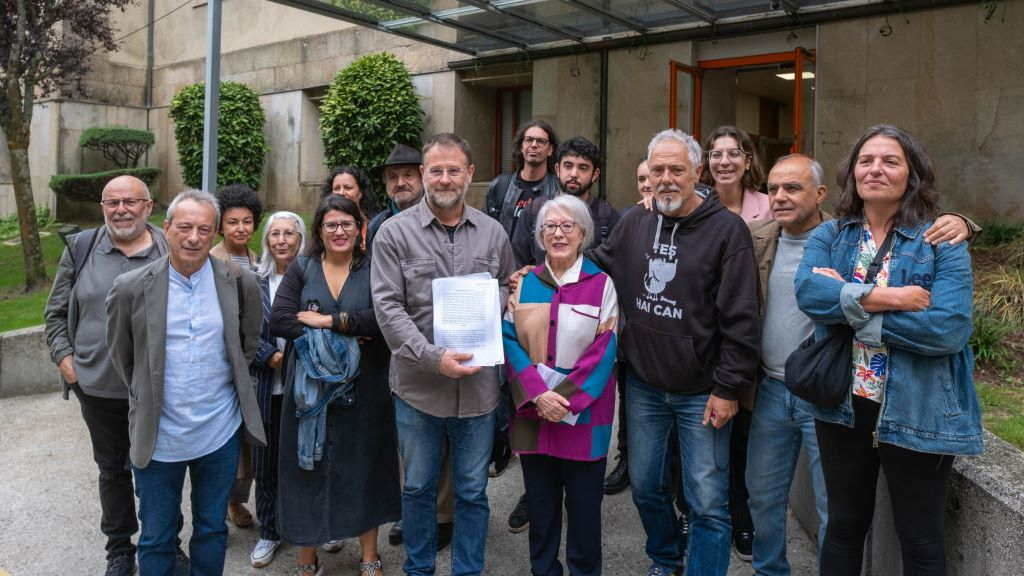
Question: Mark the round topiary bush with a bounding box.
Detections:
[169,81,268,190]
[319,52,423,203]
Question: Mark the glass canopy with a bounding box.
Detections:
[267,0,846,56]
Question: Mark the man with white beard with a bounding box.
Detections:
[589,129,760,576]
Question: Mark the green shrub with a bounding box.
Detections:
[0,207,53,241]
[975,266,1024,329]
[319,52,423,204]
[971,310,1016,371]
[79,126,155,168]
[49,168,161,203]
[169,81,268,190]
[975,221,1024,247]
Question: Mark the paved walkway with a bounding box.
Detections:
[0,392,817,575]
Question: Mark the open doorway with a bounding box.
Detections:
[669,49,815,175]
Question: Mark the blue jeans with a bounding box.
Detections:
[395,396,495,576]
[626,374,732,576]
[746,377,827,576]
[133,430,240,576]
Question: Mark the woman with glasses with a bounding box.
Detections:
[701,125,770,222]
[271,195,400,576]
[323,166,375,249]
[503,194,619,576]
[248,211,307,568]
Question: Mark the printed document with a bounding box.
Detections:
[432,274,504,367]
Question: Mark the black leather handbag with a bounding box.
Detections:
[784,231,894,408]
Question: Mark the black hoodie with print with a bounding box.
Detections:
[590,193,759,400]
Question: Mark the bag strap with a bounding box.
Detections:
[865,230,896,285]
[69,227,100,283]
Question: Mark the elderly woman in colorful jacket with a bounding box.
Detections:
[503,193,619,576]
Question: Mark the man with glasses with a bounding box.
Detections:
[45,175,169,576]
[373,133,516,576]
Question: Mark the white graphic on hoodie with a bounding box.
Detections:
[637,215,684,320]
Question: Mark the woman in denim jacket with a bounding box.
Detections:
[794,124,981,576]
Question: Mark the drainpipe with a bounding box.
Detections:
[144,0,154,166]
[202,0,223,193]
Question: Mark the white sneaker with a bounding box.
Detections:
[321,539,345,553]
[250,538,281,568]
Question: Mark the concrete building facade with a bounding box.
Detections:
[2,0,1022,222]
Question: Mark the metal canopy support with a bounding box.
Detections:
[658,0,716,23]
[201,0,222,194]
[460,0,585,44]
[377,1,528,51]
[560,0,647,33]
[266,0,476,55]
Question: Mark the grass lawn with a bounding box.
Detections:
[977,380,1024,449]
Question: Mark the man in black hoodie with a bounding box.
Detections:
[591,129,759,576]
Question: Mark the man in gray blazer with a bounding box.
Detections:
[106,189,265,576]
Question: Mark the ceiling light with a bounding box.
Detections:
[776,72,816,81]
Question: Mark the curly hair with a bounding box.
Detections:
[322,166,375,215]
[308,194,365,264]
[215,183,264,229]
[699,125,765,192]
[835,124,938,228]
[556,136,602,171]
[512,120,559,173]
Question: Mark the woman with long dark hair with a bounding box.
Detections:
[271,195,400,576]
[795,124,982,576]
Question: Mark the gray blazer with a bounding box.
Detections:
[106,255,266,468]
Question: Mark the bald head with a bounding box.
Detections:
[101,175,153,242]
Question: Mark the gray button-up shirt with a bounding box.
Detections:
[371,198,515,418]
[44,225,167,399]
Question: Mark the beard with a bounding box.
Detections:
[426,183,467,210]
[655,183,684,214]
[560,179,593,198]
[392,186,423,210]
[105,218,147,241]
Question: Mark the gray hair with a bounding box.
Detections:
[256,211,307,277]
[535,194,594,253]
[647,129,703,168]
[166,189,221,229]
[774,153,826,187]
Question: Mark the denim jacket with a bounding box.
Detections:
[794,218,982,456]
[293,327,361,470]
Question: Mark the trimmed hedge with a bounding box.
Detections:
[169,81,268,190]
[49,168,161,203]
[79,126,155,169]
[319,52,423,204]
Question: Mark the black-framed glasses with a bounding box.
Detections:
[524,136,550,147]
[99,198,150,208]
[541,221,577,235]
[322,221,358,233]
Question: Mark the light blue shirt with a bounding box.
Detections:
[154,259,241,462]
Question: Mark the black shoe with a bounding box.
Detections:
[173,546,190,576]
[436,522,453,551]
[388,521,403,546]
[677,512,690,557]
[733,529,754,562]
[105,554,136,576]
[603,455,629,495]
[507,494,529,533]
[489,441,512,478]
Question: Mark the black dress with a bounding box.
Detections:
[270,254,401,546]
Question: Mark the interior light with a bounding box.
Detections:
[775,72,816,81]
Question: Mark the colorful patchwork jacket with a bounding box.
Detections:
[503,256,619,461]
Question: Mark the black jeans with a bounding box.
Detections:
[521,454,606,576]
[72,384,138,559]
[729,408,754,534]
[253,393,283,540]
[816,396,954,576]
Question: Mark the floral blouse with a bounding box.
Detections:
[851,224,891,402]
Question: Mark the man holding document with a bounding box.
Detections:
[372,133,515,576]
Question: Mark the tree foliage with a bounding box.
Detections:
[1,0,136,291]
[50,167,160,202]
[79,126,154,168]
[169,81,268,190]
[319,52,423,204]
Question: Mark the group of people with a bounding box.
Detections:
[45,118,983,576]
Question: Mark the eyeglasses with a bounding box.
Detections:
[426,167,465,179]
[99,198,150,208]
[322,221,358,233]
[524,136,550,147]
[541,221,577,235]
[708,148,748,161]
